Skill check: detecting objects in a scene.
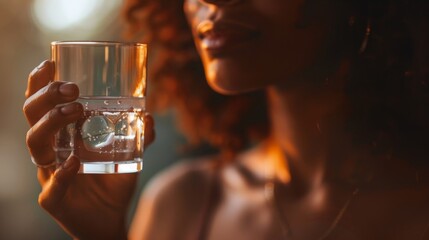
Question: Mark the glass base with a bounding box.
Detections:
[78,160,142,174]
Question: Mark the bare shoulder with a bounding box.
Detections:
[130,156,218,240]
[146,156,218,198]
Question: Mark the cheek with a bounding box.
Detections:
[183,0,208,29]
[254,0,304,23]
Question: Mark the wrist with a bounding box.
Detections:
[69,216,128,240]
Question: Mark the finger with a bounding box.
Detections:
[25,60,55,98]
[38,155,80,211]
[23,81,79,126]
[26,103,83,167]
[143,113,155,148]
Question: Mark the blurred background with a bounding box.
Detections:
[0,0,185,239]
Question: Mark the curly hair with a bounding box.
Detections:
[344,0,429,165]
[122,0,429,164]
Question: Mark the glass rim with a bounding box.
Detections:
[51,41,146,47]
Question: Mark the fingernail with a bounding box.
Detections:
[30,61,52,80]
[60,104,77,115]
[36,60,48,70]
[30,63,45,76]
[59,83,76,97]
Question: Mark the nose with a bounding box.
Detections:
[199,0,241,6]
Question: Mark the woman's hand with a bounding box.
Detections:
[23,60,155,239]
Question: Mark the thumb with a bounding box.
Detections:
[38,155,80,211]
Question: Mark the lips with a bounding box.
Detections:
[197,20,260,56]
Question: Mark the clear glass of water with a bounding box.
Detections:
[51,41,147,174]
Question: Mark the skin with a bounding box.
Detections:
[149,0,429,239]
[134,0,429,239]
[24,0,429,239]
[184,0,344,94]
[23,61,155,239]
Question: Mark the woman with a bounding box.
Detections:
[23,0,429,239]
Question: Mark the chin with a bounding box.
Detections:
[207,79,240,95]
[204,59,264,95]
[205,71,263,95]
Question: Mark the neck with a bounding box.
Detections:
[265,68,356,192]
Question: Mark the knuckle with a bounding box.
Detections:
[24,89,30,98]
[47,107,61,124]
[44,107,68,131]
[38,193,50,210]
[28,67,39,83]
[46,82,62,103]
[25,128,36,148]
[47,81,61,94]
[22,99,31,115]
[25,127,49,152]
[22,96,39,117]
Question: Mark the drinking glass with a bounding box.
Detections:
[51,41,147,174]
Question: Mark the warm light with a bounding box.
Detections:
[133,46,148,97]
[31,0,120,32]
[266,140,291,184]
